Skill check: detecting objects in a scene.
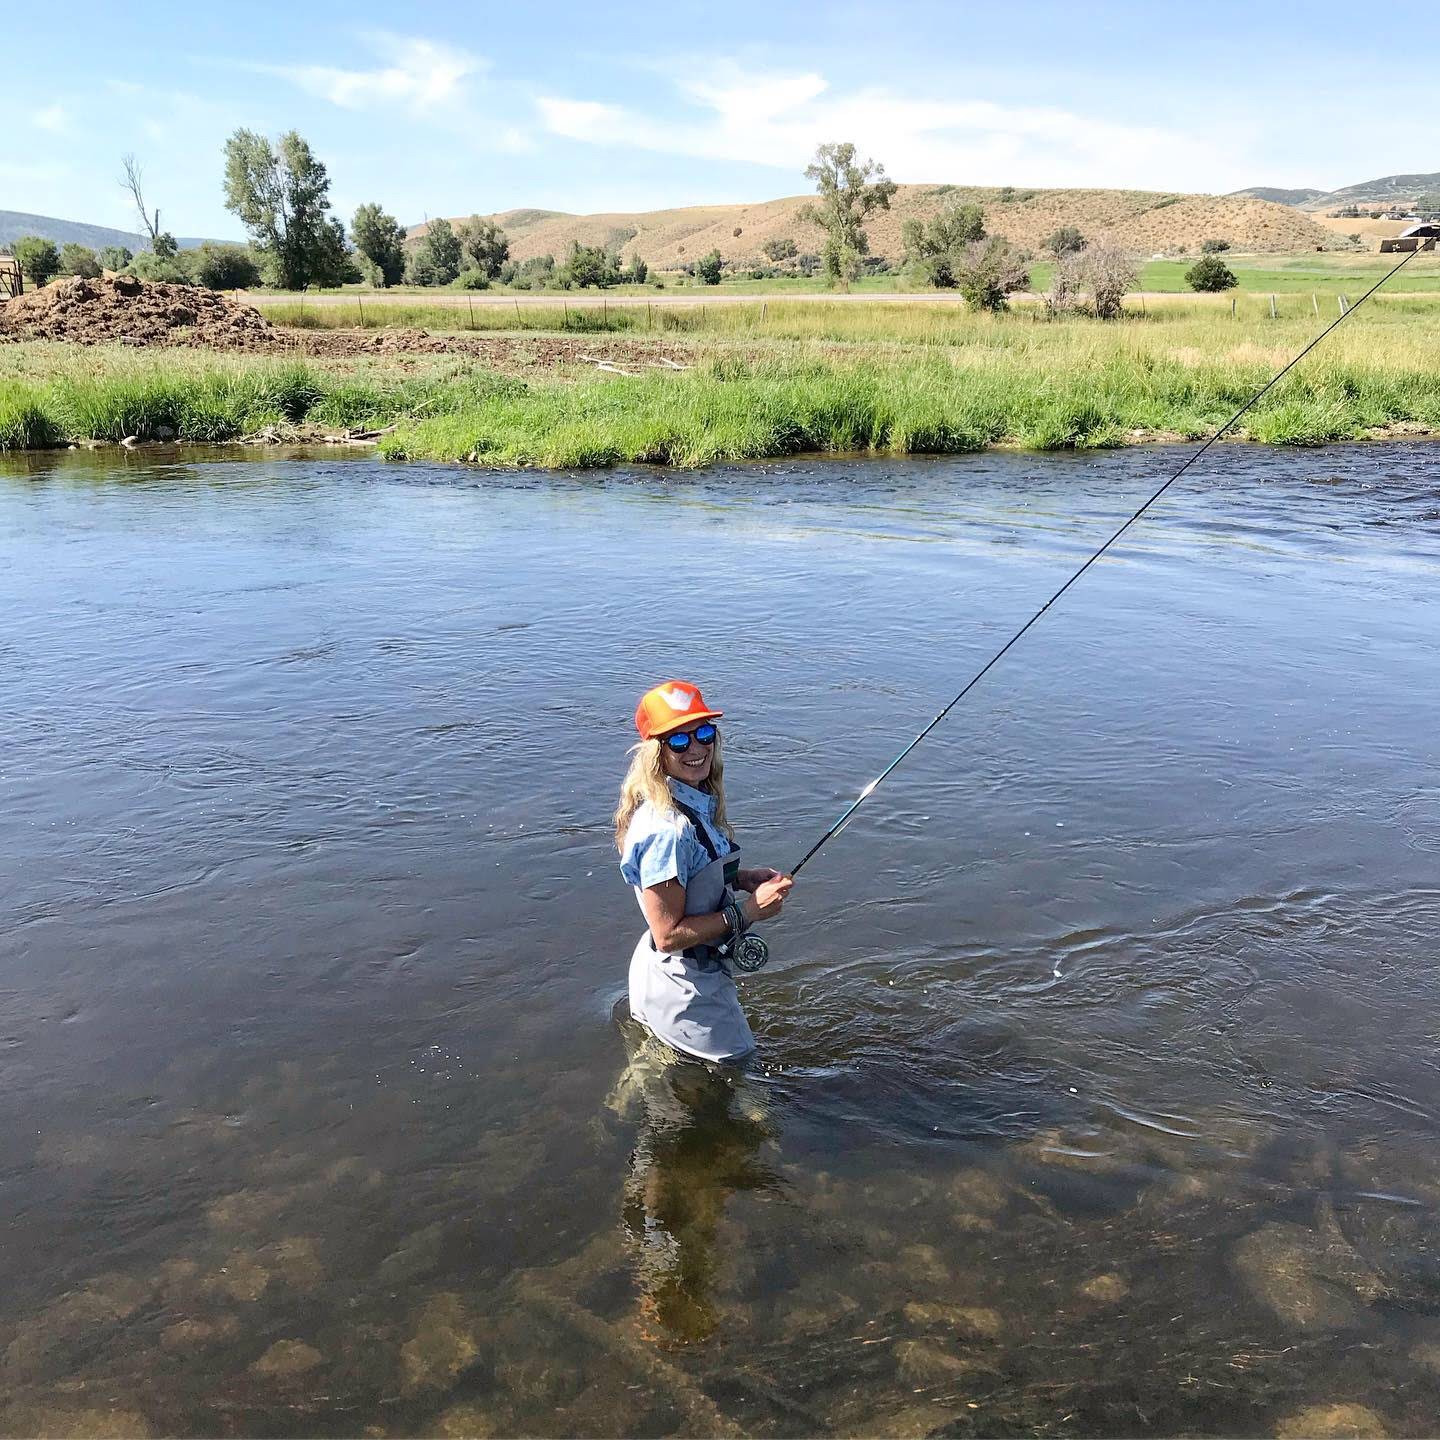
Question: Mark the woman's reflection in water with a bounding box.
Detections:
[610,1014,781,1345]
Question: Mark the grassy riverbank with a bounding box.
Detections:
[4,300,1440,463]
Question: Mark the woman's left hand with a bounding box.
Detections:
[738,867,782,892]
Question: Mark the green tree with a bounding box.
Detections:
[623,253,648,284]
[1200,237,1231,254]
[902,204,986,286]
[408,218,463,285]
[510,254,556,291]
[60,243,101,278]
[559,242,617,288]
[798,141,897,290]
[129,249,192,284]
[350,203,407,286]
[192,242,262,289]
[457,216,509,278]
[13,236,60,286]
[1186,254,1237,292]
[761,237,797,262]
[1045,226,1086,257]
[223,128,340,290]
[695,249,723,285]
[950,236,1030,311]
[97,245,133,271]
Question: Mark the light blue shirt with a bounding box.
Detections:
[620,780,734,894]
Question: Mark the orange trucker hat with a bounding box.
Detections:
[634,680,724,740]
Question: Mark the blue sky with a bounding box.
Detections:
[5,0,1438,238]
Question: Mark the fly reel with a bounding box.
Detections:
[732,933,770,972]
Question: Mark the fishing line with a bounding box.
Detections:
[791,246,1423,877]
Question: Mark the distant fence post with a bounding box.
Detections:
[1269,293,1277,319]
[1312,294,1320,318]
[468,293,476,329]
[761,301,767,323]
[1338,294,1349,315]
[358,296,364,326]
[1231,297,1236,319]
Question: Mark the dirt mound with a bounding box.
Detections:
[0,274,276,347]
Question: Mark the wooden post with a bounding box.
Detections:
[468,293,475,329]
[1312,294,1320,318]
[1269,293,1277,319]
[1231,297,1236,319]
[358,296,364,326]
[603,298,608,324]
[1339,294,1348,315]
[564,301,569,327]
[761,301,767,323]
[514,299,521,322]
[647,302,652,330]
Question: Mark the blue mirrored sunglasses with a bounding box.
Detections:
[663,722,718,753]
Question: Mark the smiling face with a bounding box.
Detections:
[659,722,716,788]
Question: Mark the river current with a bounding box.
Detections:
[1,443,1438,1437]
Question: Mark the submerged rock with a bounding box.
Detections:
[1274,1402,1389,1438]
[399,1293,480,1392]
[250,1339,323,1378]
[159,1315,240,1351]
[0,1406,154,1438]
[846,1401,955,1437]
[431,1403,499,1438]
[202,1250,271,1302]
[894,1339,984,1386]
[901,1301,1003,1340]
[1078,1273,1129,1304]
[1231,1222,1384,1332]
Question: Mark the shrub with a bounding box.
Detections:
[951,236,1029,311]
[1046,226,1086,257]
[559,242,617,288]
[14,235,60,286]
[622,254,648,284]
[1200,238,1231,254]
[695,249,723,285]
[192,242,262,290]
[455,268,491,290]
[98,245,134,272]
[60,243,101,278]
[130,249,193,284]
[902,205,987,287]
[1077,239,1138,318]
[997,186,1017,203]
[761,237,797,262]
[1186,254,1238,292]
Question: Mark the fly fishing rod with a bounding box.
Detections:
[788,246,1424,881]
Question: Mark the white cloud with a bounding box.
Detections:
[33,104,70,134]
[538,60,1248,193]
[269,34,486,112]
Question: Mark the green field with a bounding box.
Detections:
[244,250,1440,305]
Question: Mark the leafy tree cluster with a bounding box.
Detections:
[407,217,463,285]
[13,235,61,286]
[694,249,723,285]
[761,237,798,262]
[503,255,557,291]
[1200,237,1231,254]
[902,204,986,288]
[351,203,407,287]
[798,142,897,290]
[223,129,353,289]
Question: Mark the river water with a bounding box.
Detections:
[2,443,1438,1438]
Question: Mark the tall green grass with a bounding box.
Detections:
[378,351,1440,467]
[0,349,519,450]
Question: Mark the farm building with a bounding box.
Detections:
[0,255,21,298]
[1380,223,1440,253]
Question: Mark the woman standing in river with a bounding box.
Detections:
[615,680,793,1063]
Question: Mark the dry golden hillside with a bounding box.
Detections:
[413,185,1340,266]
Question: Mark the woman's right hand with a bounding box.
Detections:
[747,874,794,922]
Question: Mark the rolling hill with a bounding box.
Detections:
[413,185,1340,267]
[1228,186,1324,205]
[1300,173,1440,213]
[0,211,230,254]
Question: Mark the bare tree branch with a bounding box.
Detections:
[121,154,161,249]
